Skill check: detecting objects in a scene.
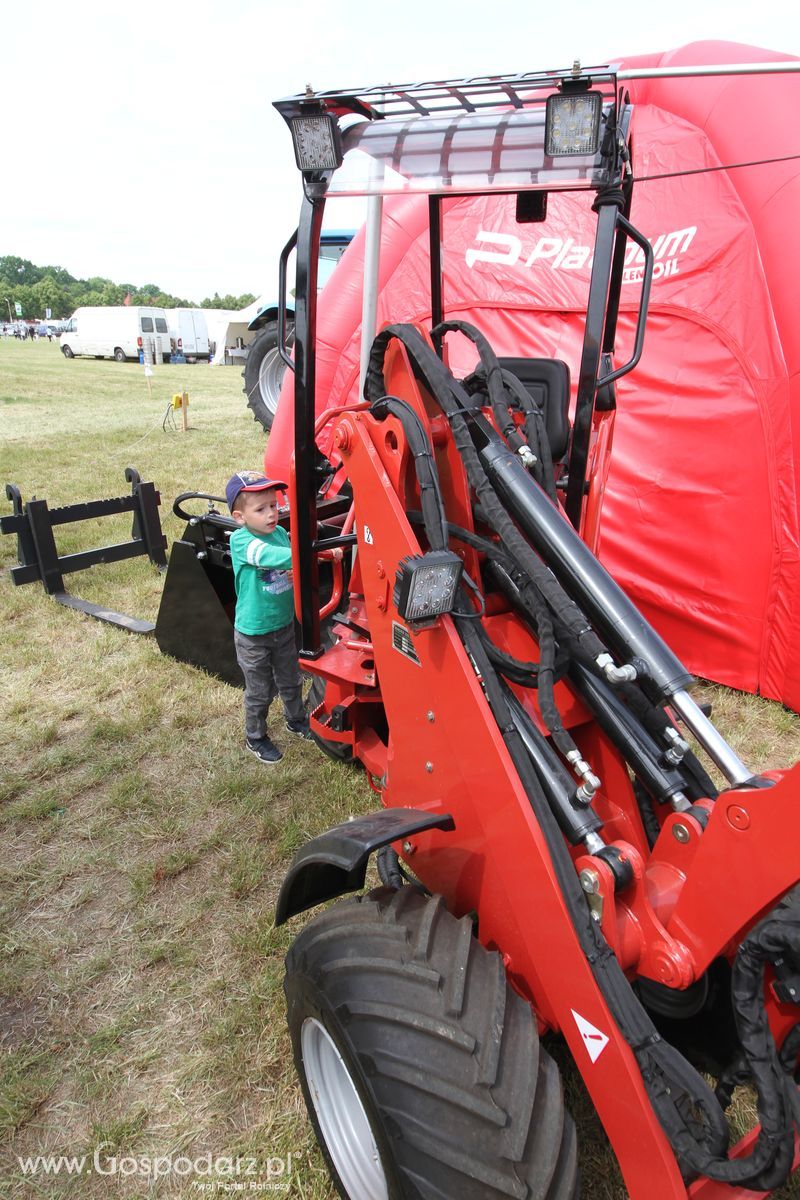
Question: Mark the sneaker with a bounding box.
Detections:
[246,736,283,764]
[286,718,312,740]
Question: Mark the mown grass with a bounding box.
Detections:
[2,340,799,1198]
[1,341,358,1197]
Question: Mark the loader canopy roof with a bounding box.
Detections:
[274,70,627,197]
[327,103,620,196]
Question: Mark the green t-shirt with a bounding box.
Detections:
[230,525,294,634]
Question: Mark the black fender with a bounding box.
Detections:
[246,304,294,334]
[275,808,454,924]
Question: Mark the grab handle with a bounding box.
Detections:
[278,228,298,373]
[596,215,653,388]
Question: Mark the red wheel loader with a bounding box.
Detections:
[165,61,800,1199]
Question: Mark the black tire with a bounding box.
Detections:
[242,319,294,432]
[285,887,579,1200]
[163,354,172,364]
[113,347,126,363]
[306,674,353,763]
[61,345,74,359]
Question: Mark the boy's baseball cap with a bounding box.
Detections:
[226,471,288,511]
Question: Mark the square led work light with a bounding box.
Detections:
[545,91,602,157]
[394,551,464,626]
[290,113,343,171]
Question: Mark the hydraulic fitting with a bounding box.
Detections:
[596,651,638,685]
[566,748,602,800]
[662,725,690,766]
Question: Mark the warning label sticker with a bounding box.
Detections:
[571,1010,610,1064]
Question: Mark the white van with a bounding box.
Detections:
[60,306,172,363]
[166,308,210,361]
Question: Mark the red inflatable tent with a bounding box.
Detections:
[266,42,800,710]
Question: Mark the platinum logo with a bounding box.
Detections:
[466,226,697,282]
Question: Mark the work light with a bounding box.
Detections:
[290,113,343,172]
[394,551,464,626]
[544,91,602,156]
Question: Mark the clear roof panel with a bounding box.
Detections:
[326,105,615,197]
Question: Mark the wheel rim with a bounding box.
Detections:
[301,1017,389,1200]
[257,347,286,418]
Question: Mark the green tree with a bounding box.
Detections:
[0,255,257,314]
[100,283,126,306]
[0,256,38,285]
[33,275,64,315]
[14,285,38,318]
[199,292,255,309]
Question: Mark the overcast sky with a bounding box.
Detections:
[2,0,797,304]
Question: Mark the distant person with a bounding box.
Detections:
[226,471,311,764]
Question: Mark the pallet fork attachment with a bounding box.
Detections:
[0,467,167,634]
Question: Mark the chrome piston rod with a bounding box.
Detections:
[670,689,752,786]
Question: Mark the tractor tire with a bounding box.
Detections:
[285,887,579,1200]
[242,319,294,432]
[306,675,354,763]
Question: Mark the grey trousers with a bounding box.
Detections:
[234,624,306,741]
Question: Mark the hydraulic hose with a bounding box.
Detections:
[571,662,691,809]
[371,382,601,850]
[370,395,448,551]
[475,429,693,702]
[405,514,572,687]
[377,846,409,890]
[615,680,718,803]
[365,324,603,763]
[487,547,712,828]
[501,367,559,500]
[463,361,559,501]
[172,492,235,529]
[436,319,529,456]
[501,683,604,846]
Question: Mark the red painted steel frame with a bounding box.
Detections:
[296,345,800,1199]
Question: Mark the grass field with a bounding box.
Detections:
[2,339,799,1199]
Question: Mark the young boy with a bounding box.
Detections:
[227,470,310,764]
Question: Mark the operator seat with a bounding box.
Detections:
[497,357,571,461]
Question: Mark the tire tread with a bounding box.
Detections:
[285,887,579,1200]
